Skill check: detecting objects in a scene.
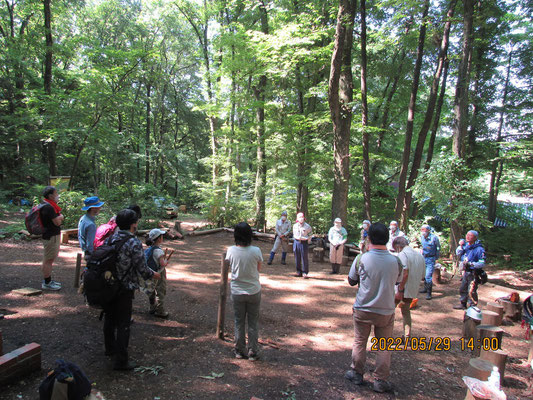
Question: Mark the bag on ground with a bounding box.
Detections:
[25,203,46,235]
[39,359,91,400]
[83,236,130,307]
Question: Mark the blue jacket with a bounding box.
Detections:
[421,233,440,259]
[78,214,96,254]
[457,240,485,270]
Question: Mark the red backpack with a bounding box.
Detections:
[25,203,46,235]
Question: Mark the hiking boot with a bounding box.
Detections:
[453,303,467,310]
[344,369,363,385]
[425,282,433,300]
[248,350,260,361]
[294,273,303,277]
[42,280,61,291]
[373,379,392,393]
[113,361,137,371]
[233,350,248,359]
[419,283,428,293]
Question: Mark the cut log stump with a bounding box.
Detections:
[432,267,442,284]
[463,316,481,342]
[499,299,521,321]
[465,357,495,381]
[312,247,324,263]
[486,302,504,321]
[474,325,504,357]
[481,310,502,326]
[479,348,507,386]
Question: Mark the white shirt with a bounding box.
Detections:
[398,246,426,299]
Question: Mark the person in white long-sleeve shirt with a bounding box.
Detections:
[267,211,291,265]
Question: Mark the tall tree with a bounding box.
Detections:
[360,0,371,220]
[394,0,430,224]
[329,0,357,224]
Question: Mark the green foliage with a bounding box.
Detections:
[482,227,533,270]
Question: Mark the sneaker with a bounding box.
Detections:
[294,273,303,277]
[303,273,309,279]
[281,261,286,265]
[373,379,392,393]
[233,350,248,359]
[42,280,61,291]
[345,370,363,385]
[50,280,62,287]
[248,351,260,361]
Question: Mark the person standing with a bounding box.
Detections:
[345,222,403,393]
[144,229,174,319]
[419,224,441,300]
[359,220,371,254]
[293,212,312,278]
[40,186,65,291]
[386,221,404,253]
[392,236,426,339]
[453,230,486,310]
[328,218,348,274]
[267,211,291,265]
[104,209,160,370]
[78,196,104,260]
[225,222,263,360]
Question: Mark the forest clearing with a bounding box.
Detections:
[1,215,532,400]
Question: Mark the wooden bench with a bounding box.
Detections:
[60,228,78,244]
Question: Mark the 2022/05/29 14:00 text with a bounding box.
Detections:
[370,336,452,351]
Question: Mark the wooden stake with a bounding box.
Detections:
[216,253,230,340]
[480,348,507,386]
[432,267,441,284]
[528,330,533,364]
[74,253,82,288]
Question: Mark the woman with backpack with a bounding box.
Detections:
[145,228,174,318]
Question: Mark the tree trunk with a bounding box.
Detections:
[488,50,512,222]
[329,0,357,225]
[145,81,151,184]
[360,0,371,220]
[253,1,269,231]
[394,0,430,224]
[42,0,56,177]
[450,0,475,251]
[400,0,457,226]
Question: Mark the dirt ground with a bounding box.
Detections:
[1,215,533,400]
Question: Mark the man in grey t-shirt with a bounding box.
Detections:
[345,223,403,393]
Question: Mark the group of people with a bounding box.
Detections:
[37,187,487,384]
[38,186,172,370]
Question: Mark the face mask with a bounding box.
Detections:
[281,216,286,221]
[422,231,429,238]
[298,217,304,224]
[363,224,369,230]
[335,223,341,228]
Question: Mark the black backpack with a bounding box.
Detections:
[83,236,131,307]
[39,359,91,400]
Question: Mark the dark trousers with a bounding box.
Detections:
[103,289,134,365]
[293,240,309,274]
[459,271,477,306]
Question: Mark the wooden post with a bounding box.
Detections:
[486,302,504,321]
[216,253,230,340]
[528,330,533,364]
[74,253,82,288]
[499,299,521,321]
[481,310,502,326]
[465,357,495,381]
[480,348,507,386]
[341,255,349,267]
[474,325,504,357]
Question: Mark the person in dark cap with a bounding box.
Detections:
[453,230,486,310]
[78,196,104,260]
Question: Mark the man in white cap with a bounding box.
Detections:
[78,196,105,261]
[267,211,291,265]
[359,220,371,253]
[386,221,404,253]
[419,224,440,300]
[328,218,348,274]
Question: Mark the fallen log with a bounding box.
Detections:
[189,228,224,236]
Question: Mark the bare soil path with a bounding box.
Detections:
[1,216,532,400]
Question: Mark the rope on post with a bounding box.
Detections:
[216,253,230,340]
